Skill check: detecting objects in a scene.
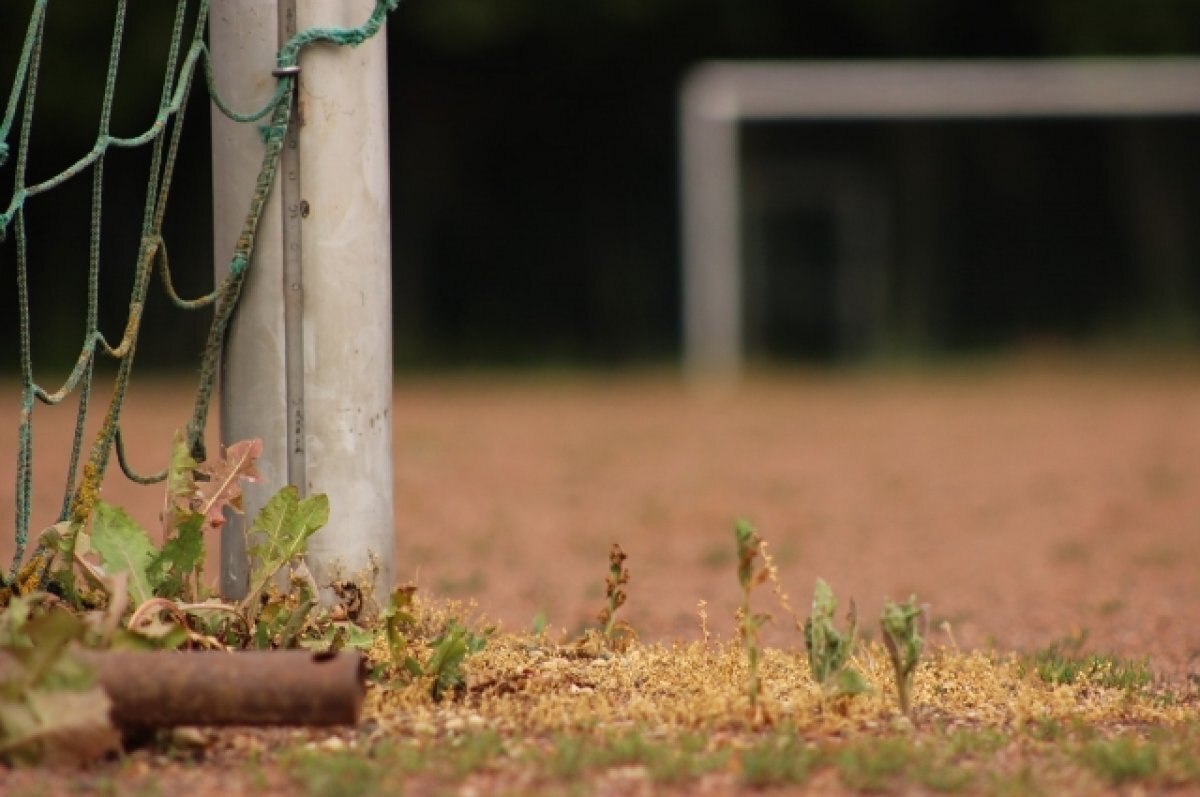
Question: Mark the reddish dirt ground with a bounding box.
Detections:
[3,353,1200,795]
[4,353,1199,682]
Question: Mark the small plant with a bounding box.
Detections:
[426,619,488,701]
[803,578,869,699]
[739,730,822,786]
[441,730,504,778]
[576,729,727,785]
[597,543,635,650]
[1078,736,1160,785]
[379,585,422,679]
[835,737,913,792]
[880,595,926,716]
[734,520,771,719]
[284,747,382,797]
[1021,633,1152,693]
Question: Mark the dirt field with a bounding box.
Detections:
[4,353,1199,682]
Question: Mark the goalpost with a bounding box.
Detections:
[210,0,394,605]
[680,59,1200,378]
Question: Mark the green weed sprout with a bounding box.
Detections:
[880,596,925,716]
[803,578,869,699]
[734,520,771,718]
[427,620,489,701]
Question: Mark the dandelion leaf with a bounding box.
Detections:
[242,487,329,610]
[150,513,204,597]
[90,502,156,606]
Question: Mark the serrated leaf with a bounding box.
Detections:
[427,620,489,701]
[163,430,199,533]
[194,438,263,532]
[240,488,329,613]
[805,579,862,695]
[90,501,156,606]
[150,513,204,597]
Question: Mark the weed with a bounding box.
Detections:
[546,734,591,779]
[442,729,504,778]
[284,748,381,797]
[880,595,926,716]
[835,736,913,791]
[942,730,1007,758]
[1029,717,1064,742]
[804,578,869,699]
[733,520,771,719]
[531,609,549,636]
[1022,635,1152,692]
[643,733,729,784]
[1077,736,1160,785]
[597,543,635,650]
[427,619,489,701]
[914,757,975,793]
[241,756,271,791]
[987,765,1043,797]
[377,585,422,680]
[739,731,822,786]
[599,729,726,784]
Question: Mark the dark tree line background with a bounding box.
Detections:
[4,0,1200,372]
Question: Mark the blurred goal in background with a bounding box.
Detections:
[681,60,1200,376]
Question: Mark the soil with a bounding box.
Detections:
[2,352,1199,793]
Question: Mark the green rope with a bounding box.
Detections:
[2,0,403,581]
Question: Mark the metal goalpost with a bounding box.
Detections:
[680,59,1200,378]
[209,0,395,607]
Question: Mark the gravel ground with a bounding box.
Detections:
[3,353,1200,794]
[4,354,1199,680]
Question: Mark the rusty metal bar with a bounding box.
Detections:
[91,650,365,729]
[0,650,365,729]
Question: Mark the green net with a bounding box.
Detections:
[0,0,401,584]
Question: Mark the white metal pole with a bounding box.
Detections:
[294,0,395,605]
[210,0,394,609]
[210,0,288,600]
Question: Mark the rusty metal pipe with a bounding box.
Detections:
[88,650,365,729]
[0,650,366,729]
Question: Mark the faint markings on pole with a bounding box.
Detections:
[279,0,308,496]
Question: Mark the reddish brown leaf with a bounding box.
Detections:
[194,438,263,532]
